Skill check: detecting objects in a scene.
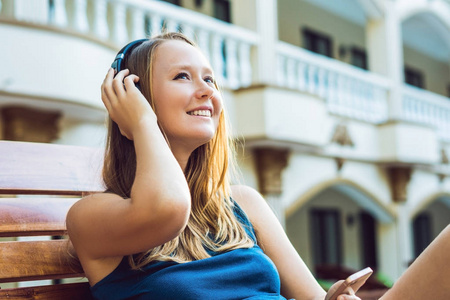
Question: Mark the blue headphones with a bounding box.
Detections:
[111,39,148,90]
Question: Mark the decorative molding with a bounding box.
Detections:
[330,122,354,147]
[253,148,289,196]
[335,157,346,173]
[441,148,449,164]
[1,106,61,143]
[387,166,412,203]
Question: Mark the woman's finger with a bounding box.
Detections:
[123,75,140,92]
[101,68,115,111]
[111,69,130,99]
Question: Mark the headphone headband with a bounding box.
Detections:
[111,39,148,72]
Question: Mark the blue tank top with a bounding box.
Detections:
[90,201,287,300]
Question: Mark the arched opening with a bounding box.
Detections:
[286,182,393,285]
[412,195,450,259]
[402,12,450,97]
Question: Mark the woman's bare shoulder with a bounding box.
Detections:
[230,185,269,223]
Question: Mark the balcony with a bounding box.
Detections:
[1,0,449,144]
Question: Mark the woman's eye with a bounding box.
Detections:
[204,76,215,84]
[174,73,189,80]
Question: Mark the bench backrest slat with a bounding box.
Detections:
[0,240,84,282]
[0,282,93,300]
[0,141,103,299]
[0,198,78,237]
[0,141,104,195]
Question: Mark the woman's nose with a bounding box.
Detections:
[195,80,214,99]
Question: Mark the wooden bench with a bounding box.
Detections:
[0,140,390,299]
[0,140,103,299]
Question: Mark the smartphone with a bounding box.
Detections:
[326,267,373,300]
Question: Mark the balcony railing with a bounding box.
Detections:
[276,41,390,124]
[402,85,450,141]
[0,0,258,90]
[2,0,449,142]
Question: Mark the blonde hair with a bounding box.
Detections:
[102,32,254,268]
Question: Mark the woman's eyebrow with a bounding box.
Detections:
[169,64,213,74]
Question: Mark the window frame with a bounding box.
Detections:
[302,27,333,58]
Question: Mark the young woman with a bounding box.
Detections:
[67,32,449,300]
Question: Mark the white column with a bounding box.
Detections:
[366,1,404,120]
[266,194,286,229]
[255,0,278,85]
[395,203,413,276]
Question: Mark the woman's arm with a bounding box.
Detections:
[67,69,191,260]
[231,185,359,300]
[380,225,450,300]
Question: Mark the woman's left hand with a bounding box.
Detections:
[323,280,361,300]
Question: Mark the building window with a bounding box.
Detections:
[405,67,425,89]
[214,0,231,23]
[413,213,432,258]
[302,28,333,58]
[310,209,342,266]
[350,47,368,70]
[360,211,378,270]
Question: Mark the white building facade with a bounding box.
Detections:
[1,0,449,288]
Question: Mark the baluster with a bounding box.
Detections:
[1,0,12,17]
[92,0,108,39]
[51,0,67,27]
[352,80,362,120]
[326,72,337,112]
[211,35,225,85]
[421,101,428,124]
[181,24,195,41]
[71,0,89,32]
[286,58,296,89]
[225,38,239,89]
[432,105,439,128]
[149,13,162,36]
[344,77,353,116]
[165,19,178,33]
[197,29,210,60]
[371,87,381,123]
[111,1,128,45]
[297,61,306,91]
[130,8,145,40]
[317,68,326,98]
[412,98,420,122]
[15,0,49,23]
[444,113,450,140]
[276,55,286,87]
[407,96,415,121]
[441,109,448,138]
[336,74,346,115]
[307,65,316,95]
[238,42,252,88]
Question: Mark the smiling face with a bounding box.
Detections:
[151,40,223,153]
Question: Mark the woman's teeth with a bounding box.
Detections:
[188,110,211,117]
